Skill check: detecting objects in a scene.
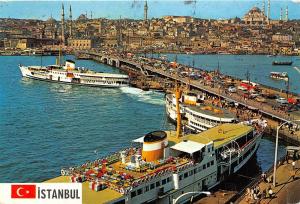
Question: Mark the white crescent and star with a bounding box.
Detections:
[16,187,30,197]
[16,187,24,197]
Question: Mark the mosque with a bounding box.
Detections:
[243,7,268,25]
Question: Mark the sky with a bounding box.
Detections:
[0,0,300,20]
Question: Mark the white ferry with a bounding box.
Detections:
[53,121,266,204]
[19,60,129,88]
[166,93,237,133]
[270,72,289,81]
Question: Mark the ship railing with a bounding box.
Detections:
[218,161,230,166]
[127,158,195,188]
[61,147,139,176]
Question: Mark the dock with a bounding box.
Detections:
[236,157,300,203]
[75,50,300,145]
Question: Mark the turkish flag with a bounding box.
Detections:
[11,184,36,199]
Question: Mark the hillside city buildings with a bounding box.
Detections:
[1,1,300,55]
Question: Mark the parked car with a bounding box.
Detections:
[276,97,288,104]
[228,86,237,93]
[238,86,248,91]
[256,96,266,103]
[263,94,278,99]
[249,92,260,99]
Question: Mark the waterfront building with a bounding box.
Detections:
[68,38,96,49]
[272,34,293,43]
[163,16,193,24]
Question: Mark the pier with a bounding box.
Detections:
[76,51,300,145]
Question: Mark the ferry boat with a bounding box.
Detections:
[50,85,267,204]
[270,72,289,81]
[19,60,129,88]
[272,61,293,66]
[165,93,237,133]
[54,121,266,204]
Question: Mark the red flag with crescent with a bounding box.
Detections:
[11,184,36,199]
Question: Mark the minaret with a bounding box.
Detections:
[61,3,65,45]
[262,0,265,16]
[144,0,148,21]
[267,0,270,24]
[280,8,283,21]
[69,5,72,38]
[99,20,103,35]
[285,6,288,22]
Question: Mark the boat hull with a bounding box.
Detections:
[20,66,129,88]
[23,74,128,88]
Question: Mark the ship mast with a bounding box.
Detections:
[175,79,182,138]
[174,56,182,138]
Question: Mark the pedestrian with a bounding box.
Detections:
[292,161,296,170]
[268,188,273,199]
[292,169,296,180]
[261,172,267,182]
[249,188,254,200]
[262,189,266,199]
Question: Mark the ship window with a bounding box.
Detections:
[211,161,214,166]
[156,181,160,187]
[137,188,142,195]
[162,179,166,185]
[207,162,210,168]
[145,186,149,192]
[131,191,136,198]
[184,172,188,178]
[167,177,171,183]
[150,183,155,189]
[203,164,206,169]
[208,147,210,152]
[179,175,183,181]
[189,170,193,176]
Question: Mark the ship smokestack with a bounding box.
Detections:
[142,131,168,162]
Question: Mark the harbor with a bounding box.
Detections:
[0,55,291,203]
[76,50,300,145]
[1,0,300,203]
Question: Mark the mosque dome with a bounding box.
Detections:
[77,14,88,21]
[249,7,262,14]
[46,16,57,24]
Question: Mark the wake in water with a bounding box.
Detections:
[293,66,300,74]
[120,87,165,105]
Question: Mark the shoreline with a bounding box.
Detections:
[0,50,300,57]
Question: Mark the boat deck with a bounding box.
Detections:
[45,176,123,204]
[186,104,236,119]
[167,124,253,149]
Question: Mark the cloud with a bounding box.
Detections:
[292,0,300,3]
